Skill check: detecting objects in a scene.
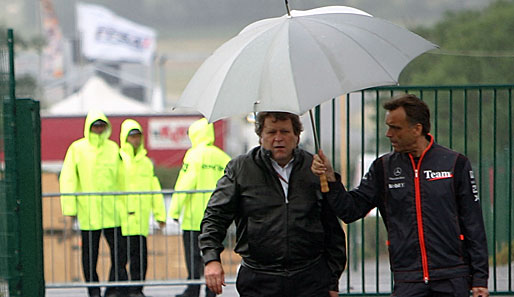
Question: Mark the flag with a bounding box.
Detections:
[77,2,156,65]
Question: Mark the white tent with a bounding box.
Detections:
[46,76,154,115]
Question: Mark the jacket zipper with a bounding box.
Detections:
[409,136,434,284]
[282,174,289,265]
[411,164,429,284]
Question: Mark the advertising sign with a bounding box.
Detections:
[148,118,198,150]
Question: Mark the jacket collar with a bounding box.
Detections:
[257,146,302,169]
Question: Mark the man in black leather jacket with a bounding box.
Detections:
[199,112,346,297]
[312,94,489,297]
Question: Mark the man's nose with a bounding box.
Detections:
[274,133,284,141]
[385,128,392,138]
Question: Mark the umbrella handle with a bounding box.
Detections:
[320,174,329,193]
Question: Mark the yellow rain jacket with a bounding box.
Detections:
[60,110,121,230]
[169,118,231,231]
[118,119,166,237]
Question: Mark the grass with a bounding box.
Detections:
[495,241,514,265]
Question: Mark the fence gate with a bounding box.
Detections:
[0,29,44,297]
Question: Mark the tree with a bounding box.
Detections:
[396,2,514,253]
[399,0,514,85]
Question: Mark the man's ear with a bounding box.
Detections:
[414,123,423,136]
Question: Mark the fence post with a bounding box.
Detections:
[15,98,44,297]
[4,28,22,297]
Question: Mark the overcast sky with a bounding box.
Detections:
[1,0,494,40]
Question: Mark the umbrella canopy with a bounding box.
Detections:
[175,6,437,122]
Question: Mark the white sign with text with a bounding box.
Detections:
[148,118,198,150]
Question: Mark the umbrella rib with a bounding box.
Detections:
[293,20,343,93]
[206,27,278,120]
[258,21,301,113]
[299,17,406,83]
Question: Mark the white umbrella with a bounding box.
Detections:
[175,5,437,123]
[176,4,437,192]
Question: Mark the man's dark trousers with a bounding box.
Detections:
[125,235,148,294]
[392,277,471,297]
[181,230,215,297]
[81,227,128,297]
[235,257,333,297]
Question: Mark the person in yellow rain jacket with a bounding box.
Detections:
[118,119,167,297]
[60,110,128,297]
[169,118,231,297]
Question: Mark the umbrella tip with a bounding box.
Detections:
[253,101,261,114]
[285,0,291,16]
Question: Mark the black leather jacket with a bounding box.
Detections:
[200,146,346,290]
[327,135,488,287]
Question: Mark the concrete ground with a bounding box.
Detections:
[45,262,514,297]
[46,282,239,297]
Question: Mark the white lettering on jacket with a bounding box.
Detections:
[388,182,405,189]
[423,170,453,181]
[469,170,480,202]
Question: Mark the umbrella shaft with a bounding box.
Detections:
[309,109,320,152]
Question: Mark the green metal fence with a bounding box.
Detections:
[0,26,12,296]
[1,27,513,296]
[41,86,513,296]
[0,29,44,297]
[314,85,513,295]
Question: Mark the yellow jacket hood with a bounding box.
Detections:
[188,118,214,147]
[84,110,112,146]
[120,119,147,159]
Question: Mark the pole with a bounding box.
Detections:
[309,110,329,192]
[284,0,291,16]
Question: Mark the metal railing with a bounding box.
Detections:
[41,84,514,296]
[42,190,240,290]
